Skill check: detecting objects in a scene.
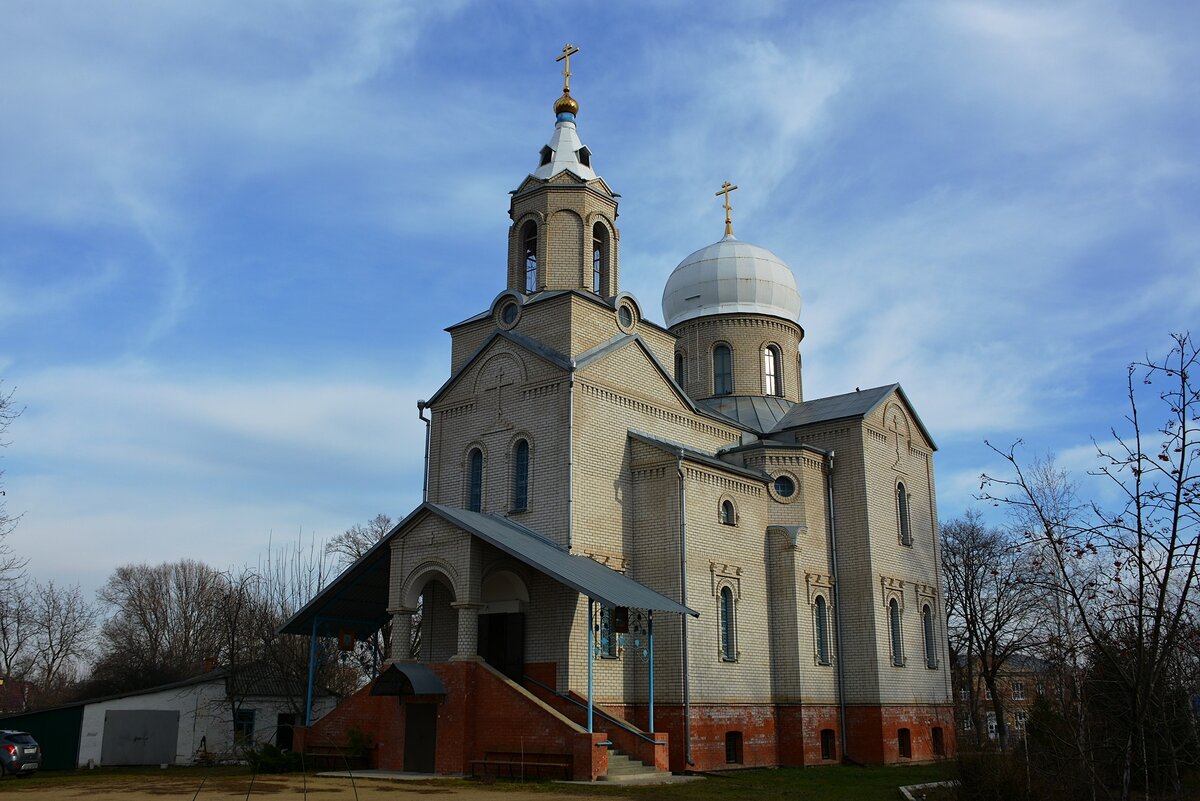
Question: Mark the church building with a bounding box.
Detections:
[283,47,955,779]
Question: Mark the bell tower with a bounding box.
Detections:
[507,45,620,298]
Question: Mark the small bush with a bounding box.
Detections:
[244,743,303,773]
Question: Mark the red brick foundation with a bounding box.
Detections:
[299,662,955,778]
[299,661,610,780]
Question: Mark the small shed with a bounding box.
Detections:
[0,665,337,768]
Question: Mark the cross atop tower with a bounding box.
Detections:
[556,43,580,93]
[715,181,739,237]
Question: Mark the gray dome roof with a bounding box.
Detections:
[661,234,801,328]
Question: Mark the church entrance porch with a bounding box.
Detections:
[281,503,695,781]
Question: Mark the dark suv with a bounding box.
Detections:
[0,730,41,777]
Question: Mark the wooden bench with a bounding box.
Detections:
[470,754,571,780]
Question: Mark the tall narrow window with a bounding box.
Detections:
[764,345,782,396]
[522,221,538,293]
[889,598,903,666]
[713,345,733,396]
[932,726,945,756]
[467,448,483,512]
[674,352,685,386]
[922,603,937,668]
[720,500,736,526]
[720,586,736,660]
[511,439,529,512]
[898,728,912,759]
[592,223,606,294]
[815,595,831,665]
[897,482,912,545]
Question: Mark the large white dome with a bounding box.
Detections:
[661,234,801,328]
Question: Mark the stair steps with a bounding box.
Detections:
[599,749,663,782]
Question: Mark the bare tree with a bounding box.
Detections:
[0,384,28,589]
[983,332,1200,801]
[29,580,96,701]
[942,510,1038,749]
[325,514,408,673]
[0,584,35,705]
[325,513,393,568]
[0,382,22,544]
[92,560,228,692]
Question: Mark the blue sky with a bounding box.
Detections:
[2,1,1197,597]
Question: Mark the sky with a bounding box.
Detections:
[1,1,1197,600]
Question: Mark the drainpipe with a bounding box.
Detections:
[567,374,575,548]
[676,451,693,766]
[417,400,430,503]
[825,450,849,762]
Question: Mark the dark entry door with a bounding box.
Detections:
[403,704,437,773]
[276,713,295,750]
[478,612,525,681]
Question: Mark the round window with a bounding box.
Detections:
[618,305,634,328]
[773,475,796,498]
[501,302,519,325]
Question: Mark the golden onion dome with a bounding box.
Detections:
[554,91,579,116]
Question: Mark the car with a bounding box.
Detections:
[0,730,41,777]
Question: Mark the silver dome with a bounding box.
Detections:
[661,234,801,328]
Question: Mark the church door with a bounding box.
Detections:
[403,703,437,773]
[478,612,525,682]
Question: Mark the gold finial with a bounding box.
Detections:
[715,181,739,236]
[554,43,581,116]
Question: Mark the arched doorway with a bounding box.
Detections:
[479,568,529,681]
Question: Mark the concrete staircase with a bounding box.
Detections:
[600,748,662,782]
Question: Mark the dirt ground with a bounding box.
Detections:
[0,774,613,800]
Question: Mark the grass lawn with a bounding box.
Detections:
[0,763,957,801]
[472,763,958,801]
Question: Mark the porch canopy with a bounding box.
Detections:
[279,502,696,642]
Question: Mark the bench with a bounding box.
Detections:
[470,754,571,780]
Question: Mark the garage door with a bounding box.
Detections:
[100,710,180,766]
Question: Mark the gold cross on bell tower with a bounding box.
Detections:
[715,181,739,236]
[556,43,580,93]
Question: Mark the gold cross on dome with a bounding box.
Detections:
[715,181,739,236]
[556,43,580,92]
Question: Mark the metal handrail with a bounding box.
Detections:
[521,675,666,745]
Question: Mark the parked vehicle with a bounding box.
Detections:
[0,730,41,777]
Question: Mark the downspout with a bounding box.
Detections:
[825,450,849,762]
[417,400,430,502]
[567,374,575,548]
[676,450,693,766]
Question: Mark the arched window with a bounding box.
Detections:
[522,221,538,293]
[897,482,912,546]
[467,448,483,512]
[720,586,736,661]
[764,345,782,396]
[889,598,903,666]
[815,595,831,665]
[674,352,685,386]
[592,223,606,294]
[511,439,529,513]
[922,603,937,669]
[720,500,736,526]
[713,344,733,396]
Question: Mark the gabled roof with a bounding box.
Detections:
[574,333,752,433]
[771,383,937,450]
[427,505,696,615]
[425,329,571,406]
[629,430,770,483]
[279,503,697,641]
